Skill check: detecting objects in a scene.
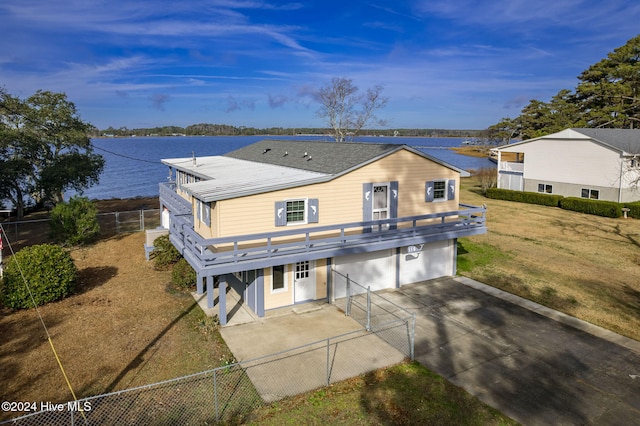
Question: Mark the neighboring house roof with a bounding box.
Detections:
[569,128,640,154]
[497,128,640,155]
[163,139,468,202]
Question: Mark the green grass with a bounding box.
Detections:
[456,238,508,273]
[248,362,517,425]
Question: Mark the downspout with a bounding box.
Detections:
[618,154,624,204]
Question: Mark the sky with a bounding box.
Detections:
[1,1,639,131]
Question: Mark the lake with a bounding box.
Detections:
[78,135,495,200]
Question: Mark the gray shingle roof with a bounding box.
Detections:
[224,139,403,175]
[571,128,640,154]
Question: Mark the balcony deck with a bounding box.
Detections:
[163,194,487,277]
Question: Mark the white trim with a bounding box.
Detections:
[432,179,447,202]
[284,197,308,226]
[270,264,288,294]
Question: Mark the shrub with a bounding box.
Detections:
[50,196,100,246]
[474,168,497,195]
[172,258,196,289]
[485,188,563,207]
[559,197,622,218]
[150,234,181,269]
[1,244,77,309]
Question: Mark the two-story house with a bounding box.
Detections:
[495,128,640,202]
[159,140,487,324]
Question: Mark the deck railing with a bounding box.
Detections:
[499,161,524,173]
[167,201,486,275]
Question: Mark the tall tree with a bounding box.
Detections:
[316,77,388,142]
[0,89,104,218]
[486,35,640,140]
[576,35,640,128]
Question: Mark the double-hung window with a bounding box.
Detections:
[275,198,319,226]
[286,200,306,224]
[425,179,455,202]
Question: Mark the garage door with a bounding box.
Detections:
[399,239,453,286]
[333,249,394,299]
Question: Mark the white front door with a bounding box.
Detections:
[294,261,315,302]
[372,184,389,220]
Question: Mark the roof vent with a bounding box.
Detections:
[307,156,312,161]
[303,151,308,158]
[283,151,288,157]
[263,148,271,154]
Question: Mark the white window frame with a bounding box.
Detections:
[371,182,390,219]
[285,198,308,226]
[271,265,288,294]
[433,180,447,201]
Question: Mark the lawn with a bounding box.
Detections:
[457,177,640,340]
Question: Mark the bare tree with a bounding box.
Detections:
[316,77,388,142]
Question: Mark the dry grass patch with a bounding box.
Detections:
[459,177,640,340]
[0,231,231,420]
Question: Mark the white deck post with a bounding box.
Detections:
[219,277,227,325]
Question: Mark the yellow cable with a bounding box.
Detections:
[0,224,86,421]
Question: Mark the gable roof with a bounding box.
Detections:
[569,128,640,154]
[225,139,403,174]
[497,128,640,154]
[163,139,467,202]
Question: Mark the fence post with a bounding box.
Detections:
[140,210,144,231]
[345,274,351,316]
[410,313,416,361]
[115,211,120,233]
[366,286,371,331]
[326,338,331,386]
[213,369,219,421]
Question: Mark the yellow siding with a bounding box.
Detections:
[215,148,459,238]
[315,258,327,300]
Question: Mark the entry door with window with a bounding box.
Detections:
[294,261,315,303]
[372,185,389,220]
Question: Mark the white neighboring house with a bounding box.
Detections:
[495,128,640,203]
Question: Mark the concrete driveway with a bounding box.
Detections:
[383,277,640,426]
[217,276,640,424]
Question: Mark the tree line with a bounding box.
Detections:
[484,35,640,143]
[97,124,480,139]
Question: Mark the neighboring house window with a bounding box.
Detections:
[581,188,599,200]
[272,265,286,292]
[275,199,319,226]
[538,184,553,194]
[425,179,455,202]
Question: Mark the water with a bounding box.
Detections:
[77,135,495,200]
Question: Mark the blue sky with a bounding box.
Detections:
[1,1,639,130]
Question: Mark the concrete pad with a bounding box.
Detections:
[220,303,406,402]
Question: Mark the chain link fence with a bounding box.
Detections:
[2,250,415,425]
[0,210,159,250]
[3,322,407,425]
[332,269,416,360]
